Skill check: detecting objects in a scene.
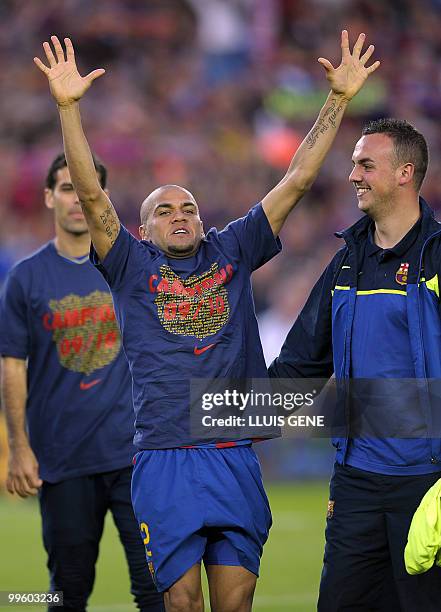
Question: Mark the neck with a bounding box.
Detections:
[373,197,420,250]
[54,231,90,258]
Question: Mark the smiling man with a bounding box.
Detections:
[0,153,163,611]
[270,118,441,611]
[34,32,379,612]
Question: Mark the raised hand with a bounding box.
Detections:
[318,30,380,101]
[34,36,105,106]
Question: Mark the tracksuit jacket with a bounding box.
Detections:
[269,198,441,472]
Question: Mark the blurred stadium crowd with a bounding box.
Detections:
[1,0,441,481]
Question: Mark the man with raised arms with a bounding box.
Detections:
[34,32,378,612]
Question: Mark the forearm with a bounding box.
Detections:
[58,102,103,203]
[1,358,28,448]
[285,91,349,189]
[262,91,349,234]
[58,102,120,260]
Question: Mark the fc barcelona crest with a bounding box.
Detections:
[395,262,409,286]
[327,500,335,519]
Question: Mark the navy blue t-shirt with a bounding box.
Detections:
[92,203,281,449]
[0,243,135,483]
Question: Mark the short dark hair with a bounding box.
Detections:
[361,118,428,191]
[45,152,108,190]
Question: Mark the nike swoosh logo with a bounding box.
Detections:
[80,378,102,390]
[194,343,217,356]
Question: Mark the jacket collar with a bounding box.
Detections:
[335,197,440,245]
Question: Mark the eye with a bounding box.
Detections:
[185,209,195,214]
[159,210,170,216]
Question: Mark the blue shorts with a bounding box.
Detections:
[131,445,272,592]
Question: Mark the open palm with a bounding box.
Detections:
[318,30,380,101]
[34,36,105,106]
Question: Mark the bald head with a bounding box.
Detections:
[138,184,204,258]
[140,184,197,226]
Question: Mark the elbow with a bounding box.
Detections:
[293,172,314,194]
[79,189,105,208]
[282,171,313,197]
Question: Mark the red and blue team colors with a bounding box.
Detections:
[132,445,272,591]
[92,203,281,589]
[0,243,136,481]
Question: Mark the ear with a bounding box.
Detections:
[139,224,148,240]
[398,163,414,187]
[44,188,54,210]
[200,219,205,239]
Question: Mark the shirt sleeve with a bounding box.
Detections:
[217,203,282,272]
[268,256,337,380]
[0,265,30,359]
[90,225,147,289]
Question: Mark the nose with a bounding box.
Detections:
[349,165,360,183]
[171,210,186,222]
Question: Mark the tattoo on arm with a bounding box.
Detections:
[306,100,344,149]
[99,206,119,246]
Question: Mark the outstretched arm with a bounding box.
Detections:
[262,30,380,236]
[34,36,120,261]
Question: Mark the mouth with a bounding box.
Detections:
[70,211,86,220]
[355,186,371,198]
[171,228,189,236]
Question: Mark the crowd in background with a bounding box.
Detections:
[1,0,441,479]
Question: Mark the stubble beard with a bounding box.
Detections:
[166,236,201,257]
[61,221,90,237]
[167,243,197,256]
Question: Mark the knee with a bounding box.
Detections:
[164,591,203,612]
[211,590,254,612]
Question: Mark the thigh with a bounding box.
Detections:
[163,564,204,612]
[131,447,271,592]
[39,476,106,610]
[201,446,272,577]
[318,464,393,612]
[206,565,256,612]
[386,472,441,612]
[39,476,106,546]
[107,467,164,611]
[131,450,207,593]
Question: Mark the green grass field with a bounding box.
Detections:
[0,482,329,611]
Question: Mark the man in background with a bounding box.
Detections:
[0,153,164,612]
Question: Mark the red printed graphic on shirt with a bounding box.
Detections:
[42,290,121,375]
[149,263,232,339]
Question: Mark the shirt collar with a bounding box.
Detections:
[366,216,422,258]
